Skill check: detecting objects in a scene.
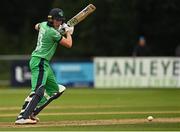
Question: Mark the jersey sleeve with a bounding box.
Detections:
[52,30,63,43]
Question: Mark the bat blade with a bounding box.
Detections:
[67,4,96,27]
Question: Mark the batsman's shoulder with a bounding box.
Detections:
[41,21,47,24]
[40,21,48,27]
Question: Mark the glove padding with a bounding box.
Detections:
[59,23,74,35]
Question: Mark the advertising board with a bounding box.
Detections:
[94,57,180,88]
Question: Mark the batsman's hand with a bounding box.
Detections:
[59,23,74,35]
[66,26,74,35]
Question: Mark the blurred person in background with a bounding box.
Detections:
[15,8,74,125]
[132,36,151,56]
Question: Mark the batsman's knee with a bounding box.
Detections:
[51,85,66,100]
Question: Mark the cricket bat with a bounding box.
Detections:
[59,4,96,35]
[67,4,96,27]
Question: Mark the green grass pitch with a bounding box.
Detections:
[0,87,180,131]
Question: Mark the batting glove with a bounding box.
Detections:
[61,23,74,35]
[66,26,74,35]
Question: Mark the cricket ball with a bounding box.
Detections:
[147,116,154,121]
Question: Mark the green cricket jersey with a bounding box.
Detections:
[32,22,62,61]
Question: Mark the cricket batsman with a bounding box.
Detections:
[15,8,74,124]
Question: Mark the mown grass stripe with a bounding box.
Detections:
[1,111,180,117]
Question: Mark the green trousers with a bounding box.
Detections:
[29,56,59,107]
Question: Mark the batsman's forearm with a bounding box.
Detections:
[60,32,72,48]
[65,32,72,47]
